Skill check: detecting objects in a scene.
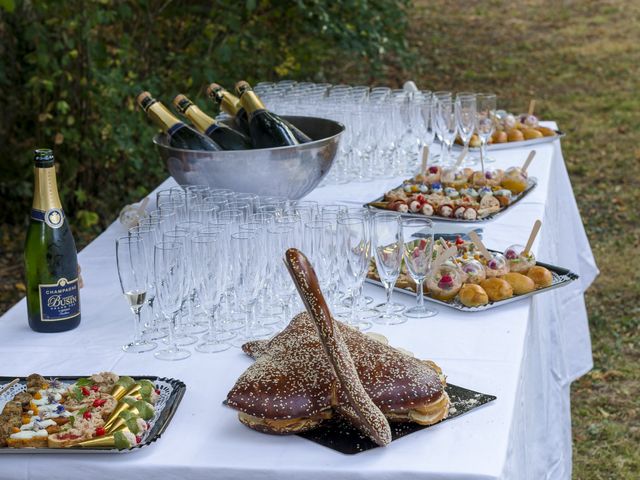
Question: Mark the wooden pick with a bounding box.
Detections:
[528,99,536,116]
[522,150,536,174]
[468,230,492,260]
[455,146,467,169]
[420,145,429,175]
[523,219,542,256]
[431,245,458,271]
[0,378,19,396]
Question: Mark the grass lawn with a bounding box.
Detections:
[0,0,638,477]
[401,1,639,478]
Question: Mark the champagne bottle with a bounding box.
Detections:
[235,82,312,145]
[206,83,251,136]
[136,91,221,151]
[234,81,301,148]
[172,94,252,151]
[24,149,81,333]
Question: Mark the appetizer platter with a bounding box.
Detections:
[366,225,578,312]
[223,249,495,451]
[0,373,185,453]
[453,101,565,151]
[366,151,537,222]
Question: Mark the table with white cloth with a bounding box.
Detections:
[0,123,598,480]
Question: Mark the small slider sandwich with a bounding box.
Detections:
[226,249,449,446]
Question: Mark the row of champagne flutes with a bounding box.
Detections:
[115,187,442,359]
[252,80,497,183]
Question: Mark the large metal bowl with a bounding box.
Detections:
[153,116,344,199]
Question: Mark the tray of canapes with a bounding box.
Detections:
[366,232,578,312]
[0,373,185,453]
[366,159,536,222]
[223,249,496,453]
[454,103,564,151]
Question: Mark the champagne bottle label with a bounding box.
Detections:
[31,208,65,229]
[38,277,80,322]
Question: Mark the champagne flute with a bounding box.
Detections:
[303,220,333,293]
[401,218,437,318]
[115,236,157,353]
[128,225,166,341]
[434,95,456,166]
[455,92,477,166]
[371,213,406,325]
[192,233,231,353]
[337,215,372,331]
[154,241,191,361]
[230,231,272,345]
[267,224,298,326]
[476,93,497,167]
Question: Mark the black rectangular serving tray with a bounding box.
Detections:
[299,383,495,454]
[0,375,186,454]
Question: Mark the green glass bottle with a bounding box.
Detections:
[206,83,251,136]
[136,91,221,151]
[172,94,252,150]
[24,149,81,332]
[234,81,299,149]
[234,81,312,145]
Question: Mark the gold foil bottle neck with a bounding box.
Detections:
[32,166,62,213]
[182,104,216,134]
[238,91,266,115]
[146,101,182,133]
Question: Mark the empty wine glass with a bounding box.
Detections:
[303,220,332,293]
[230,231,272,345]
[434,95,456,166]
[417,92,435,171]
[401,218,437,318]
[267,224,298,325]
[192,233,231,353]
[455,92,477,166]
[337,216,372,331]
[154,241,190,361]
[371,213,406,325]
[476,93,497,167]
[115,236,157,353]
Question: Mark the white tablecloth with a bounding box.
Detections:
[0,124,597,480]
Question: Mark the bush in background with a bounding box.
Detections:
[0,0,410,232]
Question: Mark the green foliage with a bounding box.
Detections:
[0,0,410,230]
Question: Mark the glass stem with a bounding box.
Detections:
[168,312,177,350]
[209,305,217,337]
[385,280,395,314]
[132,306,143,343]
[145,296,155,329]
[416,279,425,308]
[350,285,361,325]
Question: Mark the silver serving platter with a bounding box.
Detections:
[366,255,578,312]
[153,116,344,199]
[0,376,185,454]
[365,178,537,223]
[448,130,565,152]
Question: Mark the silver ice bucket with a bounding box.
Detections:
[153,116,344,199]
